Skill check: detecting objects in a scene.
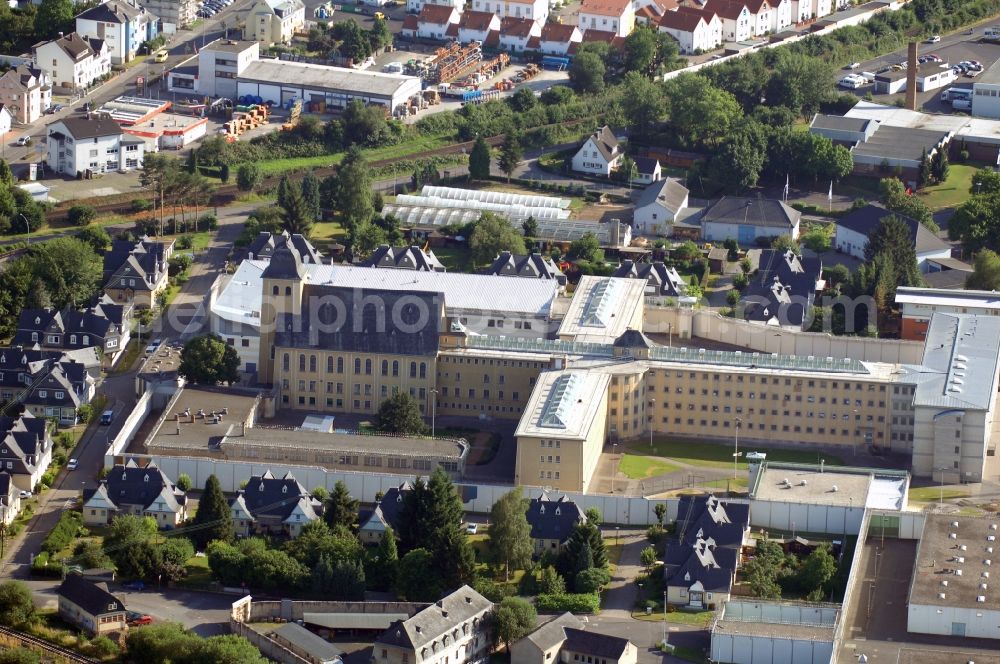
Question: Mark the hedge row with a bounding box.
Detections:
[41,510,83,556]
[536,592,601,614]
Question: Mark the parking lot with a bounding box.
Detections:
[837,30,1000,113]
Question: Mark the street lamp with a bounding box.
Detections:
[430,389,438,437]
[936,466,949,505]
[733,417,742,480]
[611,442,618,493]
[662,590,667,647]
[649,399,655,450]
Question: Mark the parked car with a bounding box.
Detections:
[967,69,982,78]
[128,614,153,626]
[123,580,145,591]
[838,74,865,89]
[16,136,30,146]
[953,98,973,111]
[927,35,941,43]
[100,409,114,425]
[18,490,30,499]
[145,338,162,355]
[844,61,860,69]
[466,522,478,535]
[66,458,78,471]
[154,49,168,62]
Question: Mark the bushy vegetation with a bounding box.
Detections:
[41,511,83,556]
[536,592,602,613]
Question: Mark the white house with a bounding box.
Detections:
[746,0,771,35]
[703,0,752,41]
[701,196,801,243]
[470,0,548,23]
[0,65,50,125]
[243,0,305,45]
[834,204,951,271]
[538,22,582,54]
[767,0,792,31]
[458,10,501,43]
[633,177,689,235]
[578,0,635,38]
[572,125,622,176]
[658,7,722,53]
[33,33,111,92]
[0,105,11,138]
[75,1,159,64]
[416,4,460,40]
[46,116,145,177]
[407,0,464,14]
[499,16,541,51]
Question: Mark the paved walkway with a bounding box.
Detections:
[601,530,647,618]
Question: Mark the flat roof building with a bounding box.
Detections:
[895,286,1000,341]
[556,276,646,344]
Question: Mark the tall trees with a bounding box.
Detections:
[621,72,665,138]
[0,582,35,629]
[179,335,241,385]
[374,392,426,435]
[711,121,768,192]
[469,212,526,265]
[279,183,314,237]
[879,178,935,229]
[367,528,399,591]
[27,237,102,309]
[336,146,374,228]
[190,474,232,550]
[468,136,491,181]
[497,132,522,183]
[664,74,743,148]
[34,0,73,40]
[493,597,537,651]
[236,163,261,192]
[569,46,606,94]
[966,249,1000,290]
[487,488,532,581]
[301,170,321,220]
[323,481,359,530]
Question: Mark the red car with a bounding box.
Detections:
[127,613,153,626]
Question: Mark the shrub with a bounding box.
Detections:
[76,404,95,424]
[67,205,97,226]
[647,524,665,542]
[41,511,83,555]
[88,635,118,657]
[130,199,153,213]
[30,552,64,578]
[574,567,610,594]
[536,592,601,614]
[198,214,219,230]
[176,235,193,250]
[472,577,514,602]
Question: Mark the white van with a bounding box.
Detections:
[838,75,864,89]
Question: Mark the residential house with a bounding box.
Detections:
[634,0,677,24]
[835,204,951,272]
[485,251,566,286]
[702,0,752,41]
[360,245,446,272]
[102,236,173,308]
[416,4,461,40]
[739,249,822,330]
[746,0,771,35]
[658,7,722,54]
[577,0,635,38]
[613,260,689,298]
[135,0,198,33]
[525,493,586,555]
[631,156,661,185]
[571,125,622,176]
[511,613,638,664]
[57,574,127,636]
[0,64,51,124]
[499,16,541,52]
[767,0,792,31]
[81,460,189,528]
[358,481,411,544]
[247,230,322,263]
[407,0,464,14]
[458,10,501,44]
[0,105,11,138]
[230,470,322,538]
[700,196,801,243]
[470,0,547,23]
[632,177,689,235]
[75,1,159,64]
[0,472,20,526]
[14,297,133,368]
[790,0,811,22]
[46,116,145,178]
[665,495,749,609]
[243,0,306,45]
[33,33,111,93]
[23,358,96,426]
[0,414,52,493]
[373,585,493,664]
[538,23,582,55]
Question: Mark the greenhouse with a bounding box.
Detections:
[421,185,571,209]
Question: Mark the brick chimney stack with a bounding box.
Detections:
[905,41,918,110]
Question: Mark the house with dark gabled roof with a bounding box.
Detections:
[75,0,158,63]
[247,230,322,264]
[738,249,823,330]
[510,613,637,664]
[701,196,801,244]
[0,413,51,493]
[0,64,51,124]
[631,156,661,185]
[572,125,622,176]
[834,204,951,271]
[102,236,173,308]
[57,574,127,636]
[485,251,566,286]
[82,459,188,528]
[633,177,690,236]
[14,296,133,368]
[525,492,586,555]
[358,481,412,545]
[32,32,111,91]
[664,494,749,609]
[373,585,493,664]
[613,260,689,298]
[360,245,446,272]
[231,470,322,537]
[23,358,96,426]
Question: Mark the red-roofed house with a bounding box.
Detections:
[659,7,721,53]
[539,23,582,55]
[767,0,791,31]
[578,0,635,38]
[792,0,831,22]
[634,0,677,23]
[702,0,751,41]
[458,10,501,42]
[745,0,772,35]
[401,13,419,37]
[499,16,542,51]
[581,28,624,48]
[416,4,460,39]
[469,0,548,24]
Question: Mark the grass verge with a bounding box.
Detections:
[626,438,843,471]
[619,454,683,479]
[908,486,970,503]
[255,133,454,175]
[916,163,980,211]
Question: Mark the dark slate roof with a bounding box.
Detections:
[612,329,655,349]
[86,460,186,512]
[0,414,49,477]
[486,252,566,284]
[562,628,630,658]
[0,472,13,504]
[702,197,800,230]
[635,178,689,216]
[664,540,738,593]
[612,260,687,297]
[234,470,321,522]
[14,300,128,351]
[360,482,412,532]
[633,156,659,176]
[360,245,446,272]
[274,285,442,356]
[25,361,89,407]
[58,574,124,617]
[376,586,492,652]
[586,125,619,162]
[836,204,949,255]
[740,249,821,327]
[76,1,144,23]
[675,494,749,549]
[665,494,747,594]
[247,230,322,264]
[58,116,124,140]
[0,347,62,390]
[261,235,306,280]
[34,33,102,61]
[525,493,585,542]
[103,237,169,290]
[810,114,874,133]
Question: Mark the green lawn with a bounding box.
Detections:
[179,554,213,588]
[255,133,454,175]
[626,438,843,471]
[619,454,683,479]
[310,220,348,245]
[434,245,475,271]
[916,163,979,210]
[632,608,715,627]
[909,486,970,503]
